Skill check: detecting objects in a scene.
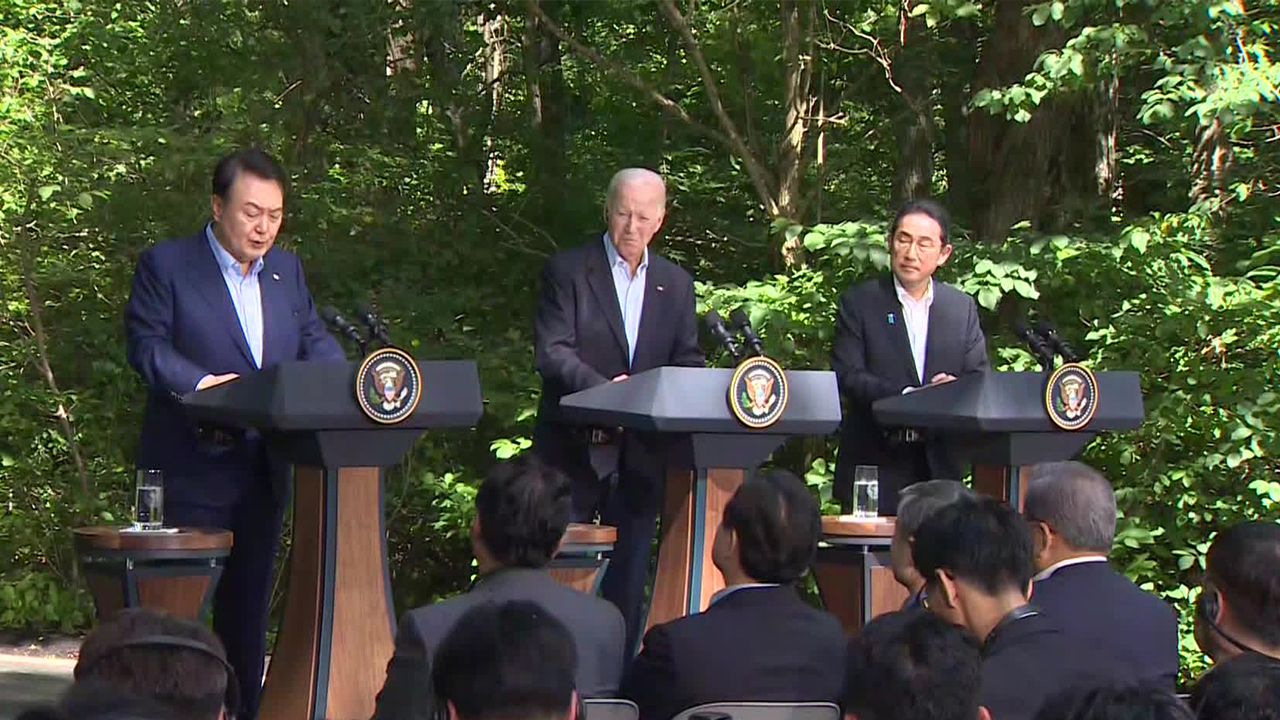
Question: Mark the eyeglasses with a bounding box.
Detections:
[892,234,942,252]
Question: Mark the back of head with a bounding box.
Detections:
[74,608,230,720]
[912,496,1034,595]
[476,454,573,568]
[19,681,179,720]
[1023,461,1117,553]
[844,611,982,720]
[1034,685,1193,720]
[1190,652,1280,720]
[433,600,577,720]
[723,469,821,584]
[1207,522,1280,649]
[897,481,978,539]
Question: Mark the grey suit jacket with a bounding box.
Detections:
[371,567,626,720]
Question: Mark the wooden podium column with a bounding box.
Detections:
[646,466,743,632]
[972,464,1028,510]
[258,466,395,720]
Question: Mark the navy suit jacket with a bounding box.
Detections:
[622,586,846,720]
[125,229,343,506]
[1031,561,1180,690]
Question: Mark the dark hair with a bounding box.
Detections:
[912,496,1034,595]
[1023,461,1117,552]
[1207,522,1280,647]
[1190,652,1280,720]
[211,147,288,200]
[889,198,952,245]
[896,480,977,539]
[74,608,229,720]
[476,454,573,569]
[1034,685,1194,720]
[433,600,576,720]
[844,611,982,720]
[722,469,821,584]
[15,681,179,720]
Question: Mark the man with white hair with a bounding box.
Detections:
[533,168,704,656]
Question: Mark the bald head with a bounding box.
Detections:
[605,168,667,272]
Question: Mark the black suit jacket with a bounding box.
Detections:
[981,610,1136,720]
[533,237,704,491]
[621,585,846,720]
[1031,561,1179,690]
[829,275,988,499]
[372,567,626,720]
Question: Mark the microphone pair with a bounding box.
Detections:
[321,302,392,356]
[704,309,764,363]
[1013,319,1082,371]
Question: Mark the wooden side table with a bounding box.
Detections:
[548,523,617,596]
[73,526,233,621]
[812,516,908,636]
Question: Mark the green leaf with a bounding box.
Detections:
[77,192,93,208]
[1177,555,1195,571]
[1031,5,1051,25]
[37,185,60,200]
[977,287,1000,310]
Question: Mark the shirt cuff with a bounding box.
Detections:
[194,374,212,392]
[901,386,917,395]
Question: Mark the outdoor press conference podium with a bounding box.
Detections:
[182,359,482,720]
[559,366,841,630]
[813,369,1145,635]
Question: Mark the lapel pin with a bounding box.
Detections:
[656,285,665,292]
[887,312,896,325]
[271,272,280,281]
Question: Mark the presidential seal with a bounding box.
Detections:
[355,347,423,424]
[728,355,789,429]
[1044,362,1099,431]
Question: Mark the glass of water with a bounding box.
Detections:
[852,465,879,518]
[134,469,164,530]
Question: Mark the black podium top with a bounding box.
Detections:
[558,366,841,435]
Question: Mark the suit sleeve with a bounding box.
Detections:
[621,624,680,720]
[371,613,435,720]
[669,275,705,367]
[961,295,989,375]
[124,248,210,396]
[830,287,906,404]
[534,257,610,392]
[293,255,345,362]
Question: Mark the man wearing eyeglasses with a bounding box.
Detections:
[829,199,988,515]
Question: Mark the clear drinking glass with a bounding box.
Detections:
[134,469,164,530]
[852,465,879,518]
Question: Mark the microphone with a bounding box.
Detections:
[1033,320,1082,363]
[356,301,392,347]
[1013,320,1055,371]
[703,310,744,363]
[320,305,367,356]
[728,308,766,357]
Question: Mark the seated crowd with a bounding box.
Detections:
[19,458,1280,720]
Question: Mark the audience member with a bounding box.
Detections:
[433,600,578,720]
[1024,461,1179,689]
[17,682,178,720]
[72,607,234,720]
[844,610,989,720]
[1195,521,1280,663]
[913,495,1133,720]
[892,480,977,609]
[374,455,624,720]
[1033,685,1193,720]
[1189,651,1280,720]
[622,469,845,720]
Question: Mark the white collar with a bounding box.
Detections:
[1032,555,1108,582]
[603,232,648,272]
[892,274,933,306]
[206,222,264,276]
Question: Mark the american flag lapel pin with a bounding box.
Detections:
[887,312,896,325]
[656,285,665,292]
[271,272,281,281]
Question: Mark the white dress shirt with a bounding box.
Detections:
[1032,555,1108,582]
[893,275,933,385]
[206,223,265,369]
[603,233,648,365]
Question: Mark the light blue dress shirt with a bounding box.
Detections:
[603,233,648,365]
[205,223,265,369]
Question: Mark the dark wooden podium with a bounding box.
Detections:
[181,359,482,720]
[558,366,841,629]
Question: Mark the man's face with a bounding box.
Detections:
[888,212,952,288]
[211,171,284,268]
[606,179,666,267]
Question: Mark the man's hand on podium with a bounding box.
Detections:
[611,374,629,382]
[928,373,957,385]
[196,373,240,391]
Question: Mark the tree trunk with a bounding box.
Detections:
[890,9,935,206]
[1190,117,1233,210]
[522,0,570,233]
[482,12,507,193]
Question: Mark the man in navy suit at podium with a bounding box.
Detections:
[533,168,704,657]
[124,147,343,720]
[829,199,988,514]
